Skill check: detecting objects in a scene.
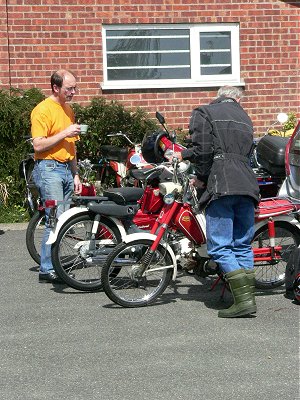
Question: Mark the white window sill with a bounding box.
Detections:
[101,79,245,91]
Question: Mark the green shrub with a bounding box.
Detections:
[0,204,29,223]
[0,87,45,208]
[0,88,158,221]
[73,97,158,162]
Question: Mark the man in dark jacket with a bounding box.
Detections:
[176,86,260,318]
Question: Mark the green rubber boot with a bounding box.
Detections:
[245,269,256,296]
[218,269,257,318]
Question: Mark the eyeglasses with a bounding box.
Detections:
[63,86,77,93]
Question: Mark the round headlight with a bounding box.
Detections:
[177,160,190,173]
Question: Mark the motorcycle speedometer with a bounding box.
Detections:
[163,193,175,204]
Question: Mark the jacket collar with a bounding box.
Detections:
[210,96,237,105]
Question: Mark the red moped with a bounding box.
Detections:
[100,158,300,307]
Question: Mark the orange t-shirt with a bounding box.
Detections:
[31,97,79,162]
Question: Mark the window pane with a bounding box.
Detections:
[107,52,190,68]
[107,37,189,52]
[199,31,232,76]
[106,28,190,80]
[200,65,232,75]
[108,67,190,80]
[106,29,189,37]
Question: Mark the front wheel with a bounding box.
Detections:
[101,239,173,307]
[51,213,122,291]
[253,221,300,289]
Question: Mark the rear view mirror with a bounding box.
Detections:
[277,113,288,124]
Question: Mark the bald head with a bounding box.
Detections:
[50,70,76,91]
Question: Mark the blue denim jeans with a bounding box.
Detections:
[33,160,74,273]
[205,195,255,274]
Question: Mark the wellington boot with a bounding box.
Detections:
[245,269,256,296]
[218,269,257,318]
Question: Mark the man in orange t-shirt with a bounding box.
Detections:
[31,69,82,283]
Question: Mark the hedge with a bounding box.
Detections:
[0,87,158,212]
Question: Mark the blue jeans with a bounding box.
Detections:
[205,195,255,274]
[33,160,74,273]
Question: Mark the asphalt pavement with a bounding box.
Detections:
[0,224,299,400]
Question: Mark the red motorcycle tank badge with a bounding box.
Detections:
[174,206,205,243]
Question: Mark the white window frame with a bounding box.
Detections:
[101,23,244,90]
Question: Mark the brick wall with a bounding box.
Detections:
[0,0,299,135]
[0,3,9,87]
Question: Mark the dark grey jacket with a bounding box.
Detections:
[181,96,260,207]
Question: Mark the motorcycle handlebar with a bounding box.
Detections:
[107,132,136,146]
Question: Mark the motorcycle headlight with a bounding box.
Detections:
[159,182,182,195]
[163,193,175,204]
[177,160,190,173]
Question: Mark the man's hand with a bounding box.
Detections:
[189,176,206,189]
[166,151,183,162]
[73,174,82,194]
[64,124,81,138]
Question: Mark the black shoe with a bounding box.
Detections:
[39,271,63,284]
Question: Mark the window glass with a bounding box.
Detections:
[106,28,190,80]
[200,32,232,75]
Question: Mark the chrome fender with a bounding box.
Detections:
[122,232,177,281]
[47,207,127,245]
[254,214,300,233]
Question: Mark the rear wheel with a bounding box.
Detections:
[51,213,121,291]
[253,221,300,289]
[101,239,173,307]
[26,210,45,265]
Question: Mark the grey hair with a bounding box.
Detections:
[217,86,244,100]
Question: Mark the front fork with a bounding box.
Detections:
[88,214,101,251]
[136,202,180,277]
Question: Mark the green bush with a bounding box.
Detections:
[0,88,158,222]
[73,97,158,162]
[0,87,45,208]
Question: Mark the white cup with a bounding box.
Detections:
[80,124,89,134]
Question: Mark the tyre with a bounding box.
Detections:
[25,158,40,216]
[26,210,45,265]
[253,221,300,289]
[51,213,121,291]
[101,239,173,307]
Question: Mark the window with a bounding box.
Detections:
[102,24,242,90]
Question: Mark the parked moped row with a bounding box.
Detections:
[41,112,300,296]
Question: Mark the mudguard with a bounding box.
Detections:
[46,207,127,245]
[122,232,177,280]
[254,214,300,233]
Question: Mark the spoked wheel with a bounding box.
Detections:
[253,221,300,289]
[26,210,45,265]
[51,213,121,291]
[24,158,40,217]
[101,239,174,307]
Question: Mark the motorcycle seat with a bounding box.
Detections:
[100,145,128,162]
[86,201,139,218]
[103,187,144,205]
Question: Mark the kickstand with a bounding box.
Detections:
[209,275,227,298]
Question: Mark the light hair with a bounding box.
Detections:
[217,86,244,100]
